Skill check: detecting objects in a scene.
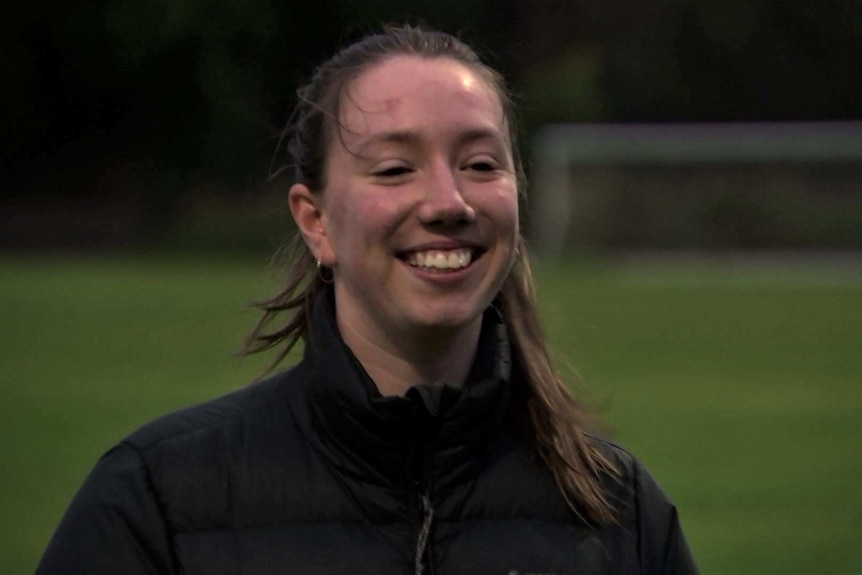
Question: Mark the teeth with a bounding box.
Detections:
[407,249,473,271]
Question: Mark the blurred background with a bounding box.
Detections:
[2,1,861,573]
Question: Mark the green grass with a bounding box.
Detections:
[2,253,860,574]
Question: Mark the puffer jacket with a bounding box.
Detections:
[37,292,698,574]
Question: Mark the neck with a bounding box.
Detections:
[336,312,483,397]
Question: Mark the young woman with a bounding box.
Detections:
[38,25,697,574]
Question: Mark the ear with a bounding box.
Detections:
[289,183,335,266]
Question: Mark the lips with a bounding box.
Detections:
[399,247,482,271]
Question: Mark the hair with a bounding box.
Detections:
[244,24,618,524]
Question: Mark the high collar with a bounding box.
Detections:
[298,289,512,493]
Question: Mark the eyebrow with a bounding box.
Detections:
[354,130,420,153]
[354,127,508,154]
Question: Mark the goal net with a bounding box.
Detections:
[528,122,862,260]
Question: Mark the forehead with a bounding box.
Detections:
[336,55,505,140]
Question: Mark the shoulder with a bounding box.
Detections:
[587,434,674,517]
[588,435,700,574]
[588,434,639,477]
[101,364,318,531]
[120,362,310,459]
[588,434,670,491]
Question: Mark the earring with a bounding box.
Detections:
[315,259,333,284]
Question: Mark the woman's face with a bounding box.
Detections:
[302,55,518,346]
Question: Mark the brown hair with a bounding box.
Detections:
[245,24,618,524]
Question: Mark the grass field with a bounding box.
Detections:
[1,252,860,574]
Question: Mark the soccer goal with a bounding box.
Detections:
[528,121,862,259]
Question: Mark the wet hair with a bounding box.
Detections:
[245,24,618,524]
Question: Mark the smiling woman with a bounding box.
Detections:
[289,54,519,396]
[37,25,698,575]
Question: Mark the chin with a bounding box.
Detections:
[412,304,484,332]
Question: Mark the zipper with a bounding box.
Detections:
[407,387,440,575]
[414,489,434,575]
[408,405,436,575]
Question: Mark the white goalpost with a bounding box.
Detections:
[528,121,862,259]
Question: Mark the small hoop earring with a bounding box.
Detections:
[315,259,333,284]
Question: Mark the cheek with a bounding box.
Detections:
[356,195,408,238]
[328,192,404,248]
[491,189,520,260]
[488,186,520,235]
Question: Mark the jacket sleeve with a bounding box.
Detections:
[634,460,699,574]
[36,442,176,575]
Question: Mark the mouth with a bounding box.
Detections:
[398,247,484,272]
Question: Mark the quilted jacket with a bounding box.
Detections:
[37,292,698,574]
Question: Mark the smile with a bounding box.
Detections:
[403,248,476,271]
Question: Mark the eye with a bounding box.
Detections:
[469,161,496,172]
[375,165,412,177]
[463,156,501,174]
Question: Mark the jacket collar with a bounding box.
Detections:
[299,289,512,492]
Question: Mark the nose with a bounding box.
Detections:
[417,163,476,227]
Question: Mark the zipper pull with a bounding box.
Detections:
[414,492,434,575]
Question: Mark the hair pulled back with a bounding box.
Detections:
[245,24,617,524]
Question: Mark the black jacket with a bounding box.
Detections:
[38,294,698,574]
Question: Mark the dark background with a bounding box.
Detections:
[3,0,861,252]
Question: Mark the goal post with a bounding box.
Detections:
[528,121,862,259]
